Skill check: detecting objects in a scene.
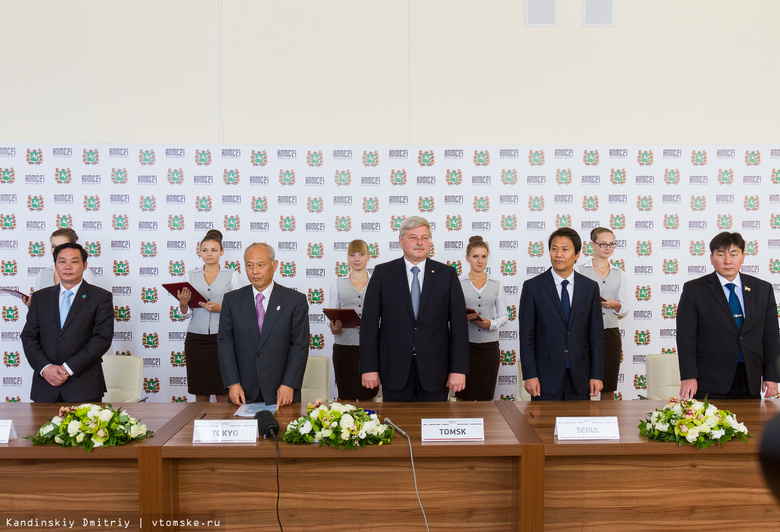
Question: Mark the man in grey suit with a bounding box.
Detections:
[218,242,310,406]
[677,232,780,400]
[21,242,114,402]
[519,227,605,400]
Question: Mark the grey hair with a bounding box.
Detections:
[244,242,275,261]
[399,216,431,238]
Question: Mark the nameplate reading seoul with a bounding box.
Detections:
[421,418,485,442]
[0,420,16,443]
[192,420,258,443]
[554,417,620,440]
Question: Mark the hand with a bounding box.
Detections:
[524,378,541,397]
[177,288,192,312]
[447,373,466,393]
[466,312,481,322]
[589,379,603,396]
[474,318,491,330]
[23,294,31,308]
[277,385,294,407]
[601,299,620,311]
[362,372,380,389]
[762,380,778,398]
[42,365,68,387]
[329,320,343,335]
[199,301,221,313]
[679,378,698,400]
[228,383,246,405]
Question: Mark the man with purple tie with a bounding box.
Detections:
[217,243,309,406]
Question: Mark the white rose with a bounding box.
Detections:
[330,403,345,414]
[129,424,142,438]
[341,428,350,440]
[712,429,726,440]
[686,429,699,443]
[321,428,332,438]
[340,414,355,430]
[93,440,103,448]
[67,420,82,437]
[704,416,719,427]
[655,422,669,433]
[98,409,114,423]
[704,405,717,417]
[76,433,86,443]
[343,404,356,412]
[87,405,101,419]
[51,416,63,426]
[691,401,704,411]
[298,420,312,435]
[698,424,711,434]
[672,404,683,416]
[358,429,367,439]
[734,422,748,434]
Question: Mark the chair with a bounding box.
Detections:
[300,356,330,406]
[645,353,681,400]
[101,355,144,403]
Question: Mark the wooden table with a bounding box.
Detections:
[0,402,201,531]
[504,399,780,531]
[159,402,534,531]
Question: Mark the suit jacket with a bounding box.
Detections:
[519,269,605,396]
[21,281,114,402]
[217,282,310,403]
[677,272,780,396]
[359,257,469,392]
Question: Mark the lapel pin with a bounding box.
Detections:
[745,286,751,292]
[81,294,86,298]
[276,306,281,311]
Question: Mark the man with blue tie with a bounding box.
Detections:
[360,216,469,402]
[519,227,605,400]
[21,242,114,402]
[677,232,780,400]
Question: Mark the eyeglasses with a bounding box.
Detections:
[405,235,431,244]
[596,242,617,249]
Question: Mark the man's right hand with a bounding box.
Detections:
[42,365,68,387]
[679,378,698,400]
[524,377,541,398]
[362,372,380,389]
[229,383,246,405]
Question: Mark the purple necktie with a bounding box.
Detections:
[256,293,265,334]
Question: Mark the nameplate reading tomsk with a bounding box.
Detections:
[0,420,16,443]
[192,420,258,443]
[421,418,485,442]
[554,417,620,440]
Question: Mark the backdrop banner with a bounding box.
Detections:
[0,144,777,402]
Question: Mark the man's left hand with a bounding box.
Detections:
[589,379,603,396]
[763,380,778,398]
[277,385,294,407]
[447,373,466,393]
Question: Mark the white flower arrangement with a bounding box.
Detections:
[638,397,751,449]
[26,404,152,451]
[281,401,394,450]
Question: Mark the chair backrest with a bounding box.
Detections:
[645,353,681,401]
[102,355,143,403]
[300,356,330,406]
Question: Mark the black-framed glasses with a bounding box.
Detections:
[595,242,617,249]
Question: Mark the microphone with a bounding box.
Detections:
[255,410,279,439]
[384,417,408,438]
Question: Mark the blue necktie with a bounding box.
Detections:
[726,283,744,362]
[560,279,570,323]
[60,289,73,328]
[411,266,421,318]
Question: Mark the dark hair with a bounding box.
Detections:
[347,239,369,255]
[548,227,582,254]
[201,229,224,249]
[466,235,489,256]
[53,242,88,263]
[709,232,745,254]
[590,227,614,242]
[51,227,78,243]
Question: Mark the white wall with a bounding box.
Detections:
[2,0,780,144]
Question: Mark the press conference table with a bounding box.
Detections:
[1,400,779,531]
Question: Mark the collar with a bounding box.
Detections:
[551,269,574,286]
[252,281,275,302]
[404,257,427,273]
[59,280,83,297]
[715,272,742,290]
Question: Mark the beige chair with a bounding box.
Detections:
[102,355,144,403]
[645,353,681,400]
[300,356,330,406]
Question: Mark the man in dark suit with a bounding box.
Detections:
[359,216,469,402]
[21,242,113,402]
[218,242,310,406]
[677,232,779,400]
[519,227,604,400]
